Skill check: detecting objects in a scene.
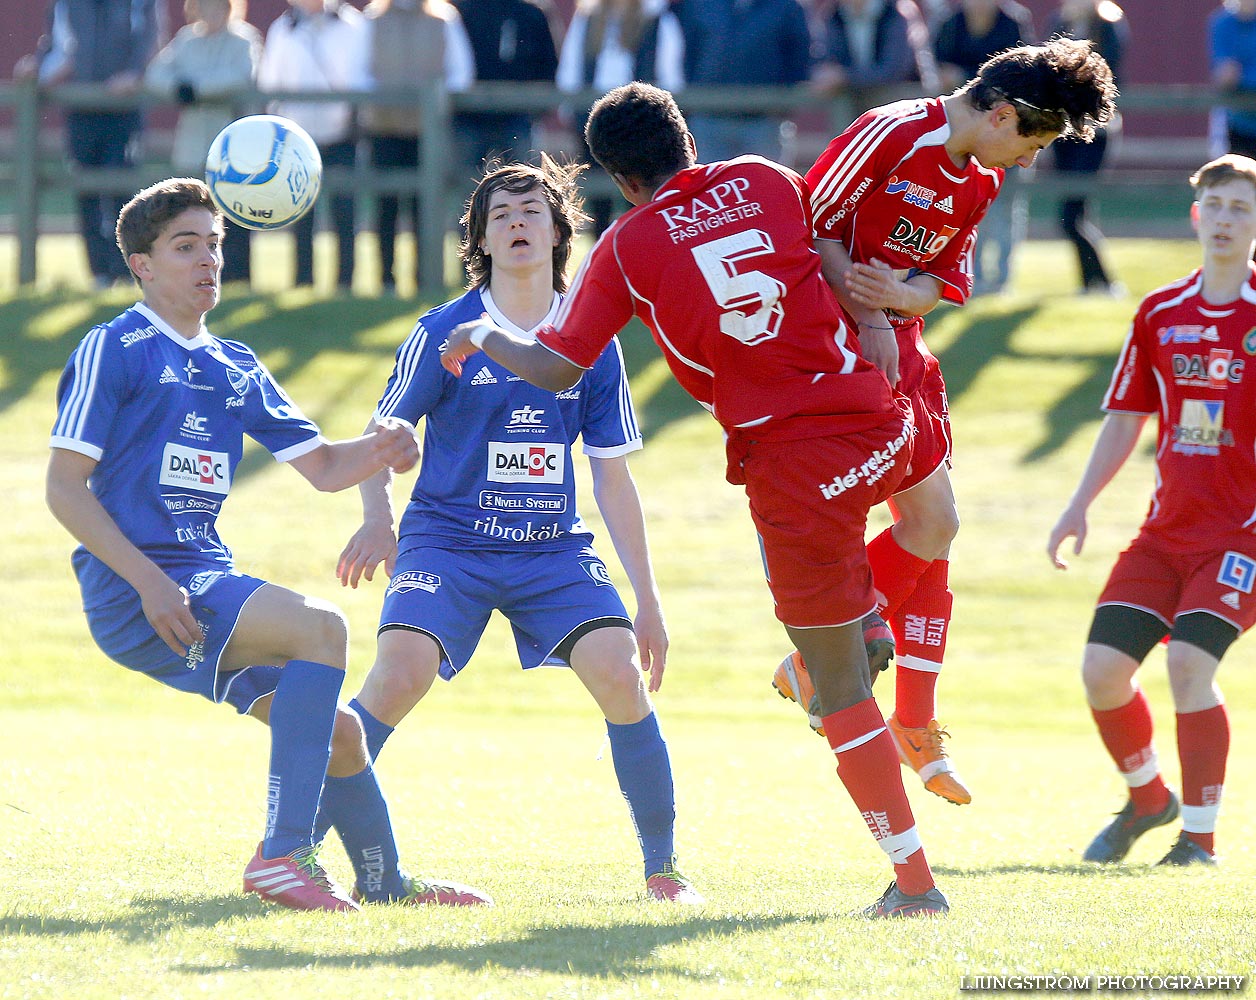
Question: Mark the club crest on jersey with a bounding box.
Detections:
[387,571,441,595]
[1218,552,1255,594]
[884,217,959,260]
[885,176,937,210]
[1245,327,1256,356]
[226,367,251,396]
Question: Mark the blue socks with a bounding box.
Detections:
[262,659,343,859]
[312,697,404,901]
[607,712,676,879]
[318,766,406,900]
[351,696,395,762]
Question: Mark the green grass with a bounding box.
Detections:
[1,236,1253,999]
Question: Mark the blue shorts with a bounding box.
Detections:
[82,569,281,715]
[379,543,631,680]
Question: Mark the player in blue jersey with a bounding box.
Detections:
[330,155,702,903]
[46,177,432,913]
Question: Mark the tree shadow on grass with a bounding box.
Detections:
[179,912,828,977]
[3,898,827,981]
[0,894,256,941]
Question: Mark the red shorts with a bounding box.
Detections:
[896,355,951,494]
[1098,533,1256,634]
[740,412,913,628]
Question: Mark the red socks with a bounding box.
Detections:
[866,527,930,620]
[1177,705,1228,855]
[823,698,933,895]
[893,559,952,728]
[1091,691,1171,817]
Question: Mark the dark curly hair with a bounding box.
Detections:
[460,154,589,293]
[585,82,695,191]
[116,177,222,284]
[962,37,1117,141]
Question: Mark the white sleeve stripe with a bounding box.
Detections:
[611,338,641,444]
[49,436,103,461]
[272,434,326,464]
[53,327,107,442]
[583,440,643,458]
[810,113,909,213]
[376,321,427,417]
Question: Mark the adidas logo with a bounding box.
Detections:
[935,195,954,214]
[470,367,497,385]
[159,365,179,384]
[1221,591,1241,610]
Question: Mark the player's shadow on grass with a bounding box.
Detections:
[928,302,1118,462]
[177,913,827,977]
[0,894,257,941]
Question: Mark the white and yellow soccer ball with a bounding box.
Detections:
[205,115,322,231]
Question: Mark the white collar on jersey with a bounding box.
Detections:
[133,301,213,350]
[479,287,562,344]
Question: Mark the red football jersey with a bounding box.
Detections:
[1104,266,1256,553]
[536,157,898,439]
[806,98,1002,394]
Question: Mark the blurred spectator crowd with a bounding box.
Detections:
[13,0,1236,295]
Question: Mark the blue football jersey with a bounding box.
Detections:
[375,287,642,550]
[51,303,323,607]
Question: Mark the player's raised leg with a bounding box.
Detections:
[569,625,702,904]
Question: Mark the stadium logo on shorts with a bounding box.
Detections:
[387,571,441,595]
[1218,552,1255,594]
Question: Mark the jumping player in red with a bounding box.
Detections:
[1048,154,1256,866]
[441,83,946,917]
[774,39,1117,805]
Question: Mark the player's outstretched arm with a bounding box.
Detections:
[289,416,419,494]
[815,240,900,385]
[1047,412,1148,570]
[589,455,669,691]
[337,423,401,588]
[46,448,203,656]
[442,318,584,392]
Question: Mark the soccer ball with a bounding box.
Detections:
[205,115,322,231]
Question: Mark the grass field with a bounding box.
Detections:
[1,235,1253,999]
